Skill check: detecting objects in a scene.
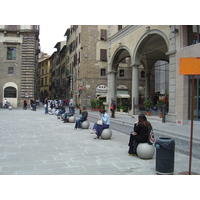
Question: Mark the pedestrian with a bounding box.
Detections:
[23,99,27,110]
[110,100,116,118]
[74,106,88,129]
[91,109,110,139]
[128,113,152,156]
[44,97,48,114]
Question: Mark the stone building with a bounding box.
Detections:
[65,25,109,107]
[0,25,40,108]
[106,25,200,124]
[38,53,51,102]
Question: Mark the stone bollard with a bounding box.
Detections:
[69,116,76,123]
[81,120,90,129]
[101,128,112,140]
[136,143,155,159]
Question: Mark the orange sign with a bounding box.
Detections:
[180,57,200,75]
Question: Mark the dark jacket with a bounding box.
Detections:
[80,111,88,121]
[133,122,149,143]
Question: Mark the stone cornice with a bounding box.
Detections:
[107,25,142,45]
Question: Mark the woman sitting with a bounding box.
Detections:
[57,104,66,119]
[128,113,152,156]
[74,107,88,129]
[91,109,110,139]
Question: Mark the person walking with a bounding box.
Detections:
[44,97,48,114]
[23,99,27,110]
[128,113,152,156]
[110,100,116,118]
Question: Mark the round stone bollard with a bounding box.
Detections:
[69,116,76,123]
[81,120,90,129]
[101,128,112,140]
[8,106,12,110]
[136,143,155,159]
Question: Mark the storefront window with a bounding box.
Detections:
[189,75,200,120]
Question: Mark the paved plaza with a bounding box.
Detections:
[0,107,200,175]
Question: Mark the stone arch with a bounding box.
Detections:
[111,45,132,71]
[3,82,18,107]
[132,29,170,66]
[130,29,170,114]
[107,46,132,110]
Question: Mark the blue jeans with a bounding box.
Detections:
[45,107,48,114]
[75,119,85,128]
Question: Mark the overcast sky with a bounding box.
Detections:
[39,24,70,55]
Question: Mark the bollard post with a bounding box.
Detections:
[162,104,166,123]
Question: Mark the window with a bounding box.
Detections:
[119,69,124,77]
[118,25,122,31]
[188,25,200,45]
[141,70,145,78]
[101,69,106,76]
[101,29,107,41]
[7,47,16,60]
[4,87,17,98]
[100,49,107,61]
[8,67,14,74]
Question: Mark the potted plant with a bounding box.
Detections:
[91,99,96,110]
[144,99,153,116]
[120,98,125,112]
[156,100,164,118]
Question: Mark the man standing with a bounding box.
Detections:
[110,100,116,118]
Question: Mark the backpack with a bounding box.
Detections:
[148,128,155,145]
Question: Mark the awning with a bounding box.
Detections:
[117,94,130,98]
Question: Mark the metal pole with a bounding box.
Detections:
[189,75,195,175]
[162,104,166,123]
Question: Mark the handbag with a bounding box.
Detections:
[148,128,155,145]
[97,119,103,125]
[44,104,47,108]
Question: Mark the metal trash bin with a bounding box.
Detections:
[155,137,175,175]
[32,104,36,111]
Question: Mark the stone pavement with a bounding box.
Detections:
[0,107,200,175]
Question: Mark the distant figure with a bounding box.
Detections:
[23,99,27,110]
[110,100,116,118]
[44,97,48,114]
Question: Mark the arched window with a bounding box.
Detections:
[4,87,17,98]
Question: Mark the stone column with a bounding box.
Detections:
[165,25,177,123]
[106,70,117,111]
[131,64,139,114]
[145,72,150,98]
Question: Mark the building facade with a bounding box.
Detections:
[38,53,51,102]
[106,25,200,124]
[0,25,40,108]
[65,25,109,107]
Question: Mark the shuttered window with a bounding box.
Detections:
[100,49,107,61]
[101,29,107,41]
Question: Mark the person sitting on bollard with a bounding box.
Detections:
[74,107,88,129]
[128,113,152,156]
[91,109,110,139]
[57,104,66,119]
[62,108,74,123]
